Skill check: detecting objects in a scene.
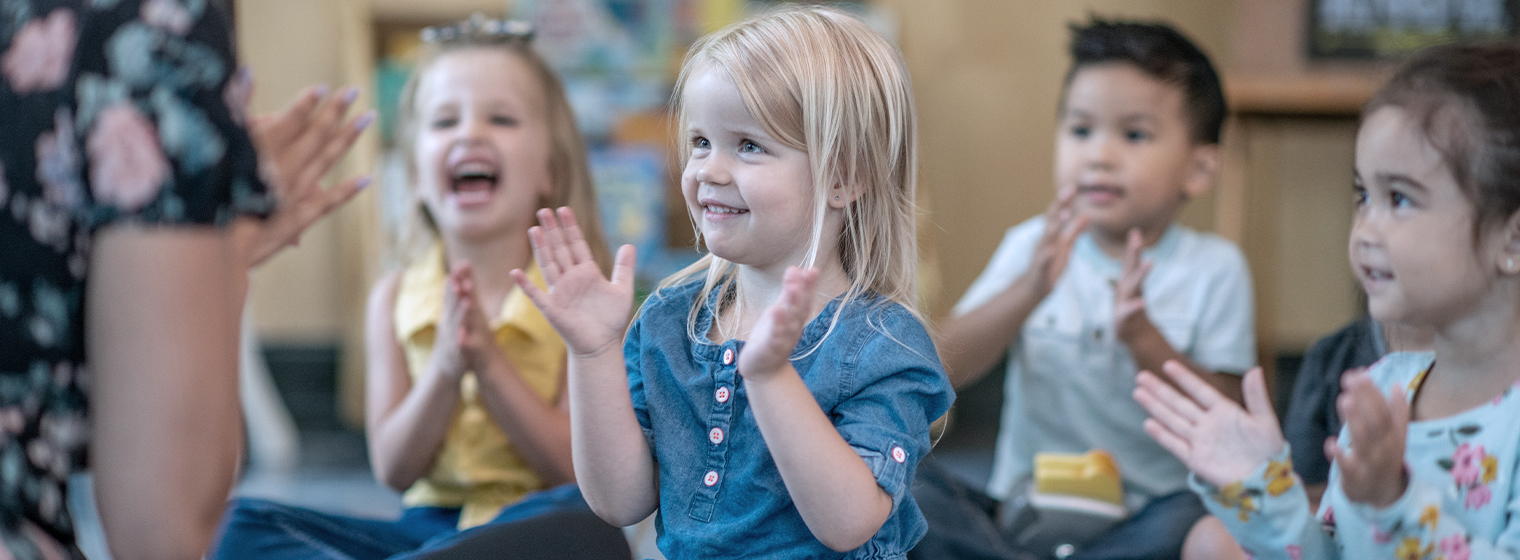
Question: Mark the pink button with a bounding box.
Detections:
[709,427,724,444]
[703,471,719,486]
[722,348,734,365]
[715,386,731,403]
[891,446,907,464]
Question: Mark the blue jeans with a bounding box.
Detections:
[909,457,1204,560]
[213,484,628,560]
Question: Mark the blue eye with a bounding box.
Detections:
[1125,129,1151,142]
[692,137,710,150]
[740,140,763,153]
[1352,185,1368,207]
[1070,125,1091,139]
[1390,191,1411,209]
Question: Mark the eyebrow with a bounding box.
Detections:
[1375,172,1430,193]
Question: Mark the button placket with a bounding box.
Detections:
[694,341,740,516]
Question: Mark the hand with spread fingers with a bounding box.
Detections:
[737,267,819,383]
[1325,370,1410,508]
[236,79,375,268]
[1134,361,1285,487]
[512,207,638,359]
[1114,228,1156,341]
[1026,186,1089,297]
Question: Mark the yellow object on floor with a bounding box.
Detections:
[1033,450,1124,506]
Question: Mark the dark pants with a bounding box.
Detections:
[212,483,630,560]
[908,457,1205,560]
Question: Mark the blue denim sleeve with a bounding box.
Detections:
[831,308,954,510]
[624,317,656,449]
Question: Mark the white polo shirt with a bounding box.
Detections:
[954,217,1256,506]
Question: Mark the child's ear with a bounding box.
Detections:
[1497,211,1520,275]
[1181,143,1221,199]
[828,183,862,209]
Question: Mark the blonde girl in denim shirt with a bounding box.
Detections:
[513,6,954,559]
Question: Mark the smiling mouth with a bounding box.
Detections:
[703,204,747,216]
[451,163,499,205]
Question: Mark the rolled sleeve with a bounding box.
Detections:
[832,310,954,510]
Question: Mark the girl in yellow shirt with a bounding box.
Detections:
[214,15,622,559]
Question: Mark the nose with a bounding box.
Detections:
[692,152,732,186]
[1084,134,1118,171]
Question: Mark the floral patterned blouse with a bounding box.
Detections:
[0,0,270,557]
[1192,352,1520,560]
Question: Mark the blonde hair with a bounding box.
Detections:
[394,35,611,272]
[658,5,921,344]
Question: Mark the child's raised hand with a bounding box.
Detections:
[1115,228,1156,341]
[513,208,638,359]
[1024,187,1088,297]
[1326,370,1410,508]
[738,267,819,383]
[1134,362,1285,487]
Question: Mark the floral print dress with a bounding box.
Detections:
[1191,352,1520,560]
[0,0,270,557]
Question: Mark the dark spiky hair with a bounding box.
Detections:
[1064,18,1226,145]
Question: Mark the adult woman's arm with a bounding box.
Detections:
[88,226,244,560]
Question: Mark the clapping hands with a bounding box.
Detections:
[1134,361,1284,487]
[1024,187,1088,297]
[513,208,638,359]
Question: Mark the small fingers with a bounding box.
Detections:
[1122,228,1144,273]
[1160,360,1225,410]
[1135,370,1205,426]
[527,226,560,284]
[538,208,577,272]
[609,245,638,288]
[557,207,597,266]
[1240,367,1276,420]
[1141,418,1193,464]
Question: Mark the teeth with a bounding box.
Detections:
[706,205,744,214]
[453,162,497,179]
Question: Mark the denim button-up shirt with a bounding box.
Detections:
[627,280,954,559]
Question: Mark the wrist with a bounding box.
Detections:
[1116,312,1155,345]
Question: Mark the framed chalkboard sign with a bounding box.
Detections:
[1311,0,1515,58]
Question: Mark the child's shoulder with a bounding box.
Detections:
[1164,225,1248,270]
[1365,351,1437,393]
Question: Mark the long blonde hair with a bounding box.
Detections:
[658,5,921,344]
[394,31,611,272]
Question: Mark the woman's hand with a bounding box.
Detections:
[513,207,637,359]
[1134,361,1284,487]
[236,82,373,269]
[1326,370,1409,508]
[738,267,818,383]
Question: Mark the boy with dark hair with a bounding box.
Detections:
[913,18,1255,560]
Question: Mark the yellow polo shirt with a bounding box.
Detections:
[392,245,566,529]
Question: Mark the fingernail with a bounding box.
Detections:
[314,84,330,98]
[354,111,375,131]
[356,176,372,190]
[343,86,360,104]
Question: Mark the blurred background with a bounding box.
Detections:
[197,0,1514,552]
